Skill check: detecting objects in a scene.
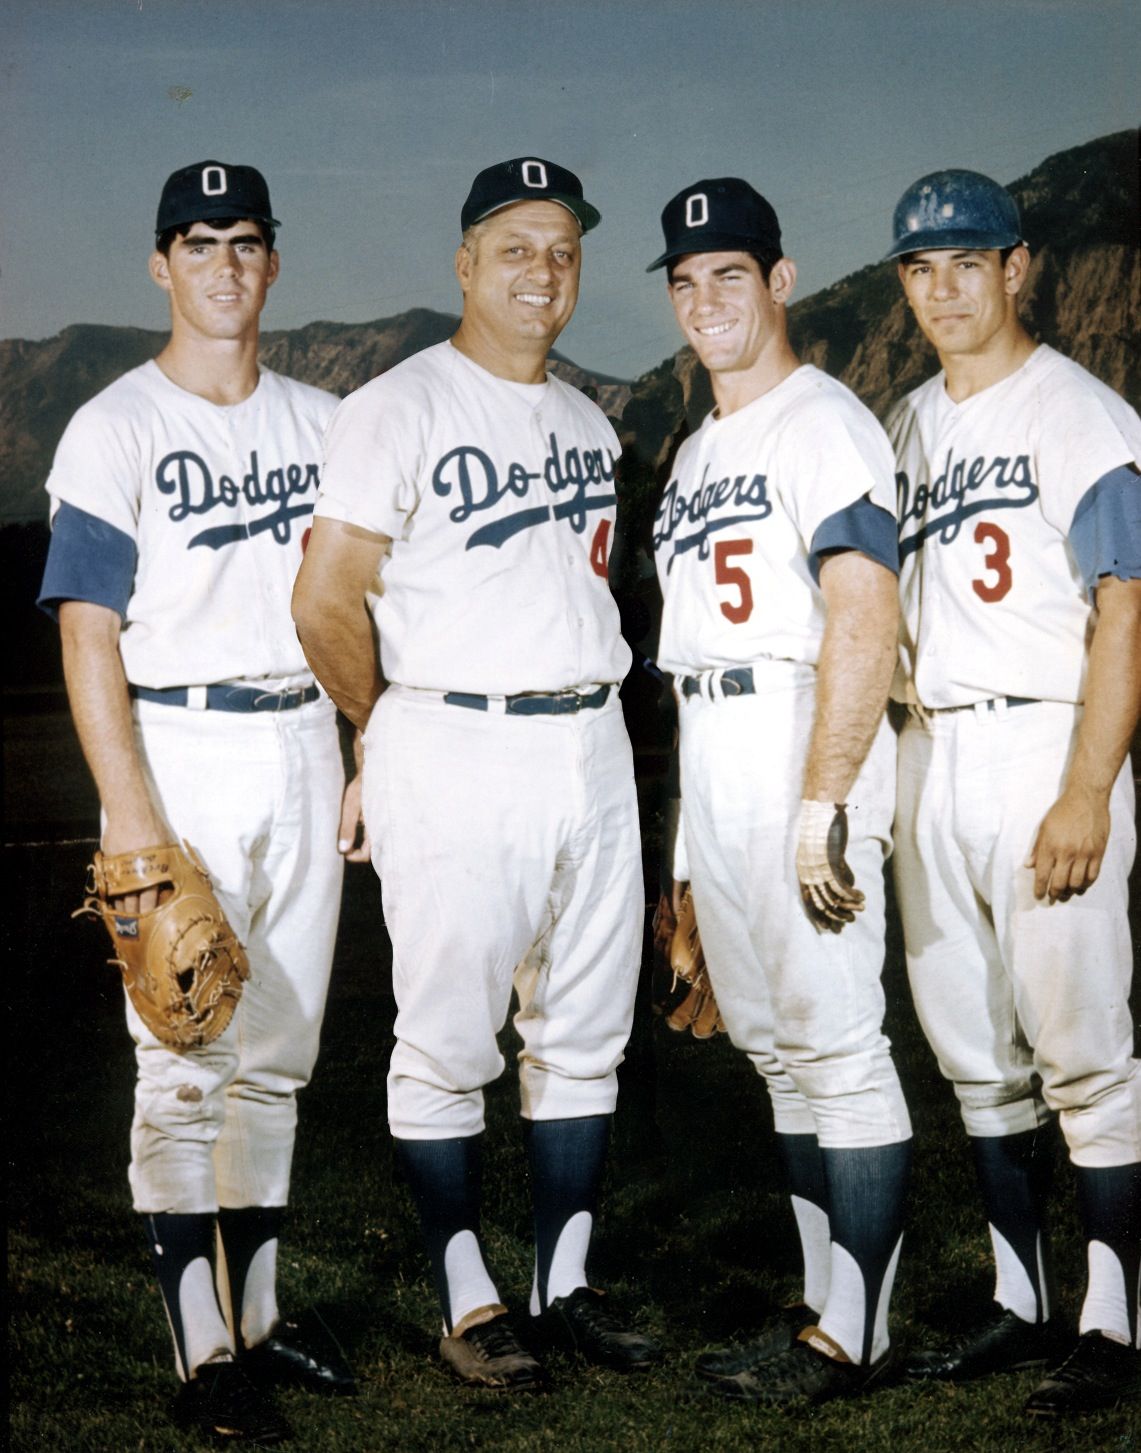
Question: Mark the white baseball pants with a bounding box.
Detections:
[125,696,345,1211]
[363,685,643,1140]
[678,661,911,1150]
[894,700,1139,1165]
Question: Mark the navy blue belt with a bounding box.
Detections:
[680,666,755,700]
[922,695,1038,715]
[130,683,320,713]
[443,684,611,716]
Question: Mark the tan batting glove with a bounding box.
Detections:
[795,799,865,934]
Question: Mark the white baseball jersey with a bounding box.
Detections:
[315,341,631,695]
[888,344,1141,708]
[654,365,897,673]
[41,360,337,689]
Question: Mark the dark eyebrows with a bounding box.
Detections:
[669,260,749,285]
[177,231,265,250]
[905,250,980,265]
[499,230,578,248]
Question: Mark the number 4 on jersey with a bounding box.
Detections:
[590,519,611,579]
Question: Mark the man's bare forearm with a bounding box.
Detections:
[1066,575,1141,797]
[292,517,389,732]
[1027,575,1141,899]
[59,600,167,853]
[803,553,899,803]
[295,605,384,731]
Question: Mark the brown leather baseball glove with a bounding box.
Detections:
[77,841,249,1050]
[652,884,726,1039]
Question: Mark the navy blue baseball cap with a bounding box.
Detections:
[156,160,281,239]
[647,177,782,272]
[461,157,600,234]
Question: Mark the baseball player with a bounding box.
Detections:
[291,157,661,1390]
[37,161,358,1443]
[648,178,912,1408]
[884,169,1140,1415]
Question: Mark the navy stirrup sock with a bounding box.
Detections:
[970,1127,1054,1322]
[775,1131,830,1314]
[1075,1161,1141,1346]
[820,1139,912,1364]
[395,1135,490,1333]
[216,1205,284,1346]
[525,1114,610,1313]
[144,1212,224,1378]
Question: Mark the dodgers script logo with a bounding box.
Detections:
[156,449,321,551]
[898,448,1038,558]
[653,463,772,571]
[431,431,615,549]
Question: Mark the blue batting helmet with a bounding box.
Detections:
[885,169,1023,260]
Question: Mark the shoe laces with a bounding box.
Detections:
[200,1361,269,1413]
[751,1341,841,1393]
[467,1317,524,1360]
[941,1305,1017,1353]
[1047,1333,1122,1385]
[568,1292,624,1336]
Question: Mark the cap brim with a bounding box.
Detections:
[156,206,281,236]
[884,228,1022,261]
[466,194,600,234]
[646,230,778,272]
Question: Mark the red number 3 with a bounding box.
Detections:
[972,521,1013,603]
[714,538,754,623]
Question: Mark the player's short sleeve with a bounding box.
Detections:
[315,379,425,539]
[37,502,137,619]
[1068,463,1141,592]
[777,383,897,548]
[809,496,900,582]
[1035,364,1141,534]
[43,400,143,539]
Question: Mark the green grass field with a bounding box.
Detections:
[7,806,1139,1451]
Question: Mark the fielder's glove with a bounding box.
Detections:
[795,800,865,934]
[653,884,726,1039]
[76,841,249,1050]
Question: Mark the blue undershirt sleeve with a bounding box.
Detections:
[1068,463,1141,596]
[808,495,900,583]
[37,501,137,620]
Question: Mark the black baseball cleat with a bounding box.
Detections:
[532,1287,663,1372]
[439,1309,545,1392]
[171,1359,290,1445]
[1024,1331,1141,1416]
[905,1304,1061,1382]
[708,1325,894,1407]
[242,1315,357,1395]
[695,1302,817,1382]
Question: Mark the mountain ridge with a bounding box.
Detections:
[2,128,1136,526]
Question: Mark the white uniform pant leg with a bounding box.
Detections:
[895,703,1139,1165]
[367,689,641,1140]
[512,701,642,1122]
[125,698,344,1212]
[680,678,910,1149]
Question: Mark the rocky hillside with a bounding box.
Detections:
[0,310,629,522]
[2,128,1136,531]
[619,128,1139,492]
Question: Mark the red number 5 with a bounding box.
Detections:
[972,521,1013,603]
[714,538,754,623]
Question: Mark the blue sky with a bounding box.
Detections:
[2,0,1136,379]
